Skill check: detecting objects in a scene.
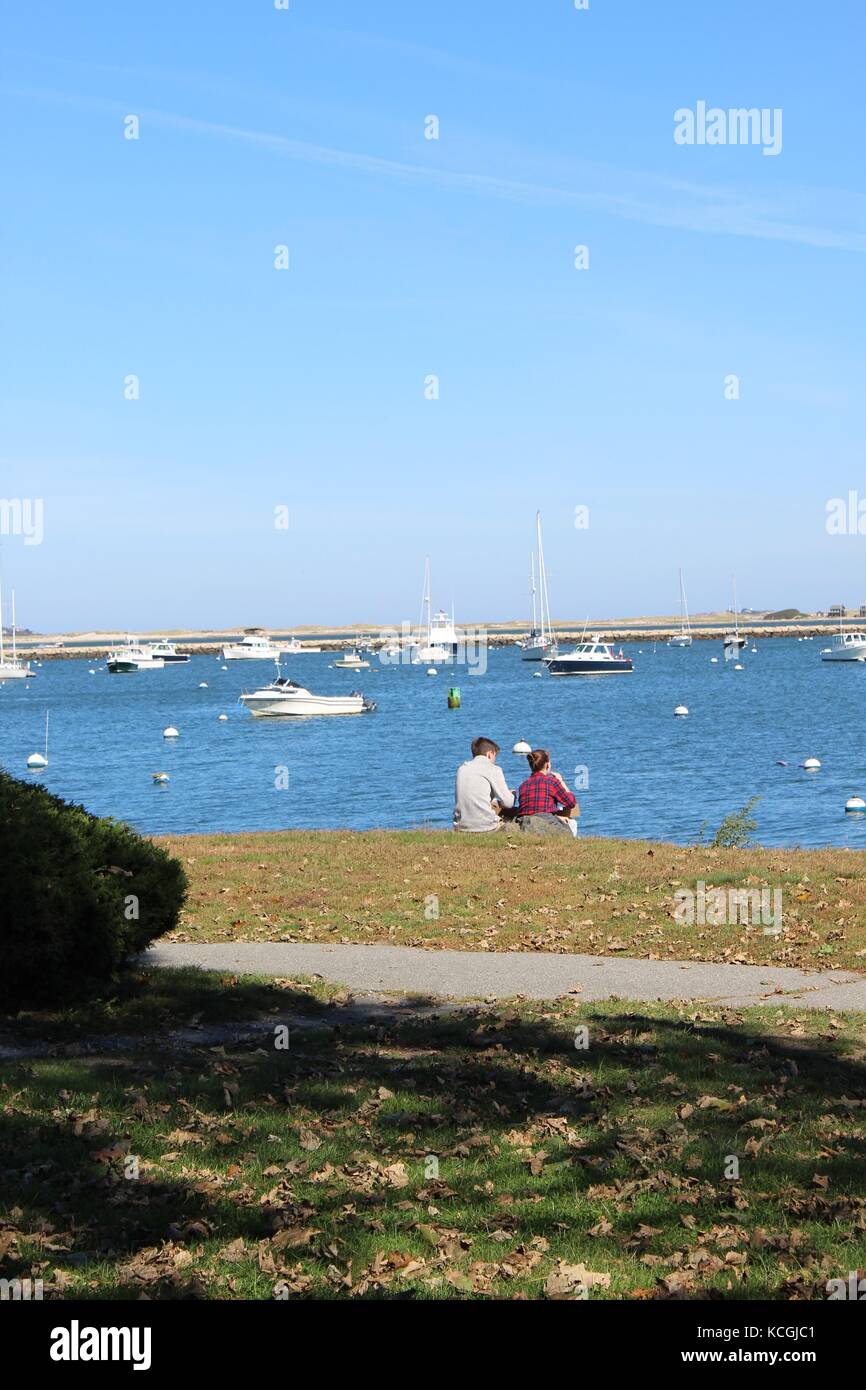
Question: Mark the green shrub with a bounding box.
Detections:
[0,770,187,1010]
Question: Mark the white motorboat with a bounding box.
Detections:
[107,639,165,673]
[410,559,458,664]
[820,631,866,662]
[667,569,693,647]
[240,676,375,717]
[148,639,190,663]
[547,634,633,675]
[221,629,287,660]
[0,584,35,680]
[334,650,370,669]
[520,514,558,660]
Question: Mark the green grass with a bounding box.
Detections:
[162,828,866,972]
[2,968,866,1300]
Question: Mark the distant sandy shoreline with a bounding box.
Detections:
[12,614,842,659]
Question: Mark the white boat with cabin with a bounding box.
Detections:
[148,639,190,664]
[334,650,370,669]
[221,629,288,661]
[547,634,633,676]
[410,559,458,663]
[820,630,866,662]
[240,673,375,717]
[107,639,165,673]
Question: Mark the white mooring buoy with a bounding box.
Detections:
[427,667,437,676]
[513,740,532,754]
[218,713,228,721]
[674,704,688,717]
[152,772,170,784]
[734,662,744,670]
[710,656,719,664]
[845,797,866,813]
[163,726,179,738]
[27,711,50,769]
[801,757,821,771]
[198,682,208,688]
[533,670,542,678]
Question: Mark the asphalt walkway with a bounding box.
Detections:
[146,943,866,1011]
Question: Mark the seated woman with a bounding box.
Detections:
[516,749,579,836]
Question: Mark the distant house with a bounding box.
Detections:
[829,604,847,618]
[859,605,866,619]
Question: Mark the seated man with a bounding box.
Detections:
[516,749,579,836]
[453,736,516,832]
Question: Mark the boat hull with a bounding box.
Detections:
[108,659,165,673]
[547,658,633,675]
[241,694,367,716]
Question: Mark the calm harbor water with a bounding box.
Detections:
[3,639,866,848]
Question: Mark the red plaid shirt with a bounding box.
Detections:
[517,771,576,816]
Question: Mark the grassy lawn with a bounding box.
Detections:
[162,829,866,972]
[2,967,866,1300]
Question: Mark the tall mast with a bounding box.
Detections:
[0,571,4,663]
[732,575,739,639]
[529,553,538,632]
[418,557,433,640]
[679,568,691,636]
[537,511,551,645]
[11,588,17,662]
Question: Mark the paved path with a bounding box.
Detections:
[146,943,866,1011]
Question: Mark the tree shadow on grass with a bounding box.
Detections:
[2,972,866,1300]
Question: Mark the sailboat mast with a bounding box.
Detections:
[529,553,538,632]
[537,511,551,645]
[418,558,432,639]
[11,588,16,662]
[0,572,4,663]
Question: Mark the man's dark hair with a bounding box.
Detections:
[471,737,500,757]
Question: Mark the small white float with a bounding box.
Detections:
[426,667,437,676]
[734,662,744,670]
[198,682,208,688]
[710,656,719,664]
[533,671,543,678]
[513,740,532,754]
[845,796,866,813]
[152,772,170,783]
[26,751,48,769]
[218,713,228,721]
[163,726,179,738]
[801,757,821,771]
[674,705,688,717]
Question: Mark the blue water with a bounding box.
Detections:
[3,641,866,848]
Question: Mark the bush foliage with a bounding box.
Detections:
[0,769,186,1010]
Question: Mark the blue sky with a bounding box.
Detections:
[2,0,865,631]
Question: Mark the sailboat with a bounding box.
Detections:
[411,559,457,664]
[520,512,557,660]
[0,583,35,680]
[723,576,746,655]
[667,569,692,648]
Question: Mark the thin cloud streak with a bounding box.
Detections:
[147,109,866,255]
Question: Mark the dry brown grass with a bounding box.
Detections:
[159,830,866,972]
